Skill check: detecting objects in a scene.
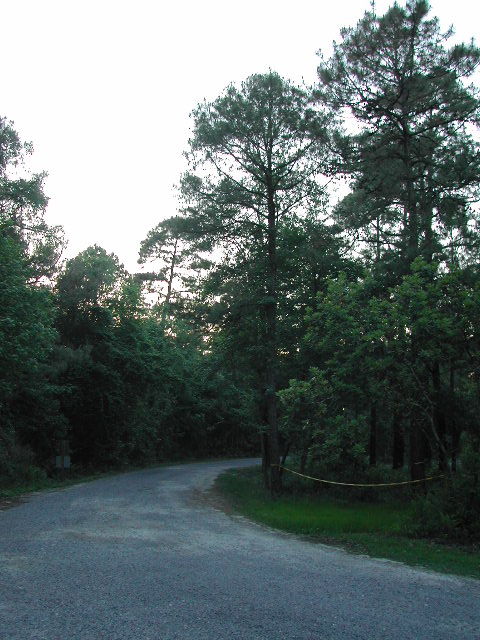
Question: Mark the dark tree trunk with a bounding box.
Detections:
[401,117,418,268]
[265,162,281,494]
[300,449,308,476]
[261,432,270,489]
[432,361,447,473]
[266,362,280,493]
[279,442,290,479]
[392,407,404,469]
[369,402,377,467]
[450,363,459,472]
[409,417,428,493]
[451,432,459,473]
[300,425,313,475]
[161,238,178,328]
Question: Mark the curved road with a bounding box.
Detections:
[0,459,479,639]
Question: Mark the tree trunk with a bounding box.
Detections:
[369,402,377,467]
[161,238,178,328]
[261,432,270,489]
[265,161,281,494]
[266,361,280,493]
[432,361,447,473]
[409,417,427,493]
[450,363,459,472]
[300,449,308,476]
[392,407,404,469]
[279,442,290,479]
[299,423,313,476]
[400,99,418,270]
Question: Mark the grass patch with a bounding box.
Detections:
[215,466,480,579]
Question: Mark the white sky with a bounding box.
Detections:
[1,0,479,272]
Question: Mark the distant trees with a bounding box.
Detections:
[0,116,257,486]
[54,246,256,468]
[137,217,203,327]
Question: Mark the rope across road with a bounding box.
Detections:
[271,464,444,487]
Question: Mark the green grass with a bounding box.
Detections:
[215,466,480,579]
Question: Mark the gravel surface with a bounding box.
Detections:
[0,458,479,639]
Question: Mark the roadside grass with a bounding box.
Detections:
[215,466,480,579]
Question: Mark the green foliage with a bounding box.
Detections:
[409,434,480,541]
[180,72,331,258]
[51,244,258,469]
[312,415,368,478]
[0,443,47,488]
[0,116,66,281]
[318,1,480,267]
[137,216,209,326]
[0,232,64,475]
[0,117,68,477]
[281,255,480,516]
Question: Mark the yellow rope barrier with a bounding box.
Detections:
[272,464,444,487]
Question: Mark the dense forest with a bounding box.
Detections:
[1,1,480,539]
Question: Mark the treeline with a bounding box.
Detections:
[1,1,480,538]
[0,232,257,479]
[0,118,257,481]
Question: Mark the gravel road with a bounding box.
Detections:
[0,459,479,639]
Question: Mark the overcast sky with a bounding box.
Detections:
[1,0,479,272]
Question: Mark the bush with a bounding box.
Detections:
[310,414,369,482]
[0,443,47,488]
[408,468,480,542]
